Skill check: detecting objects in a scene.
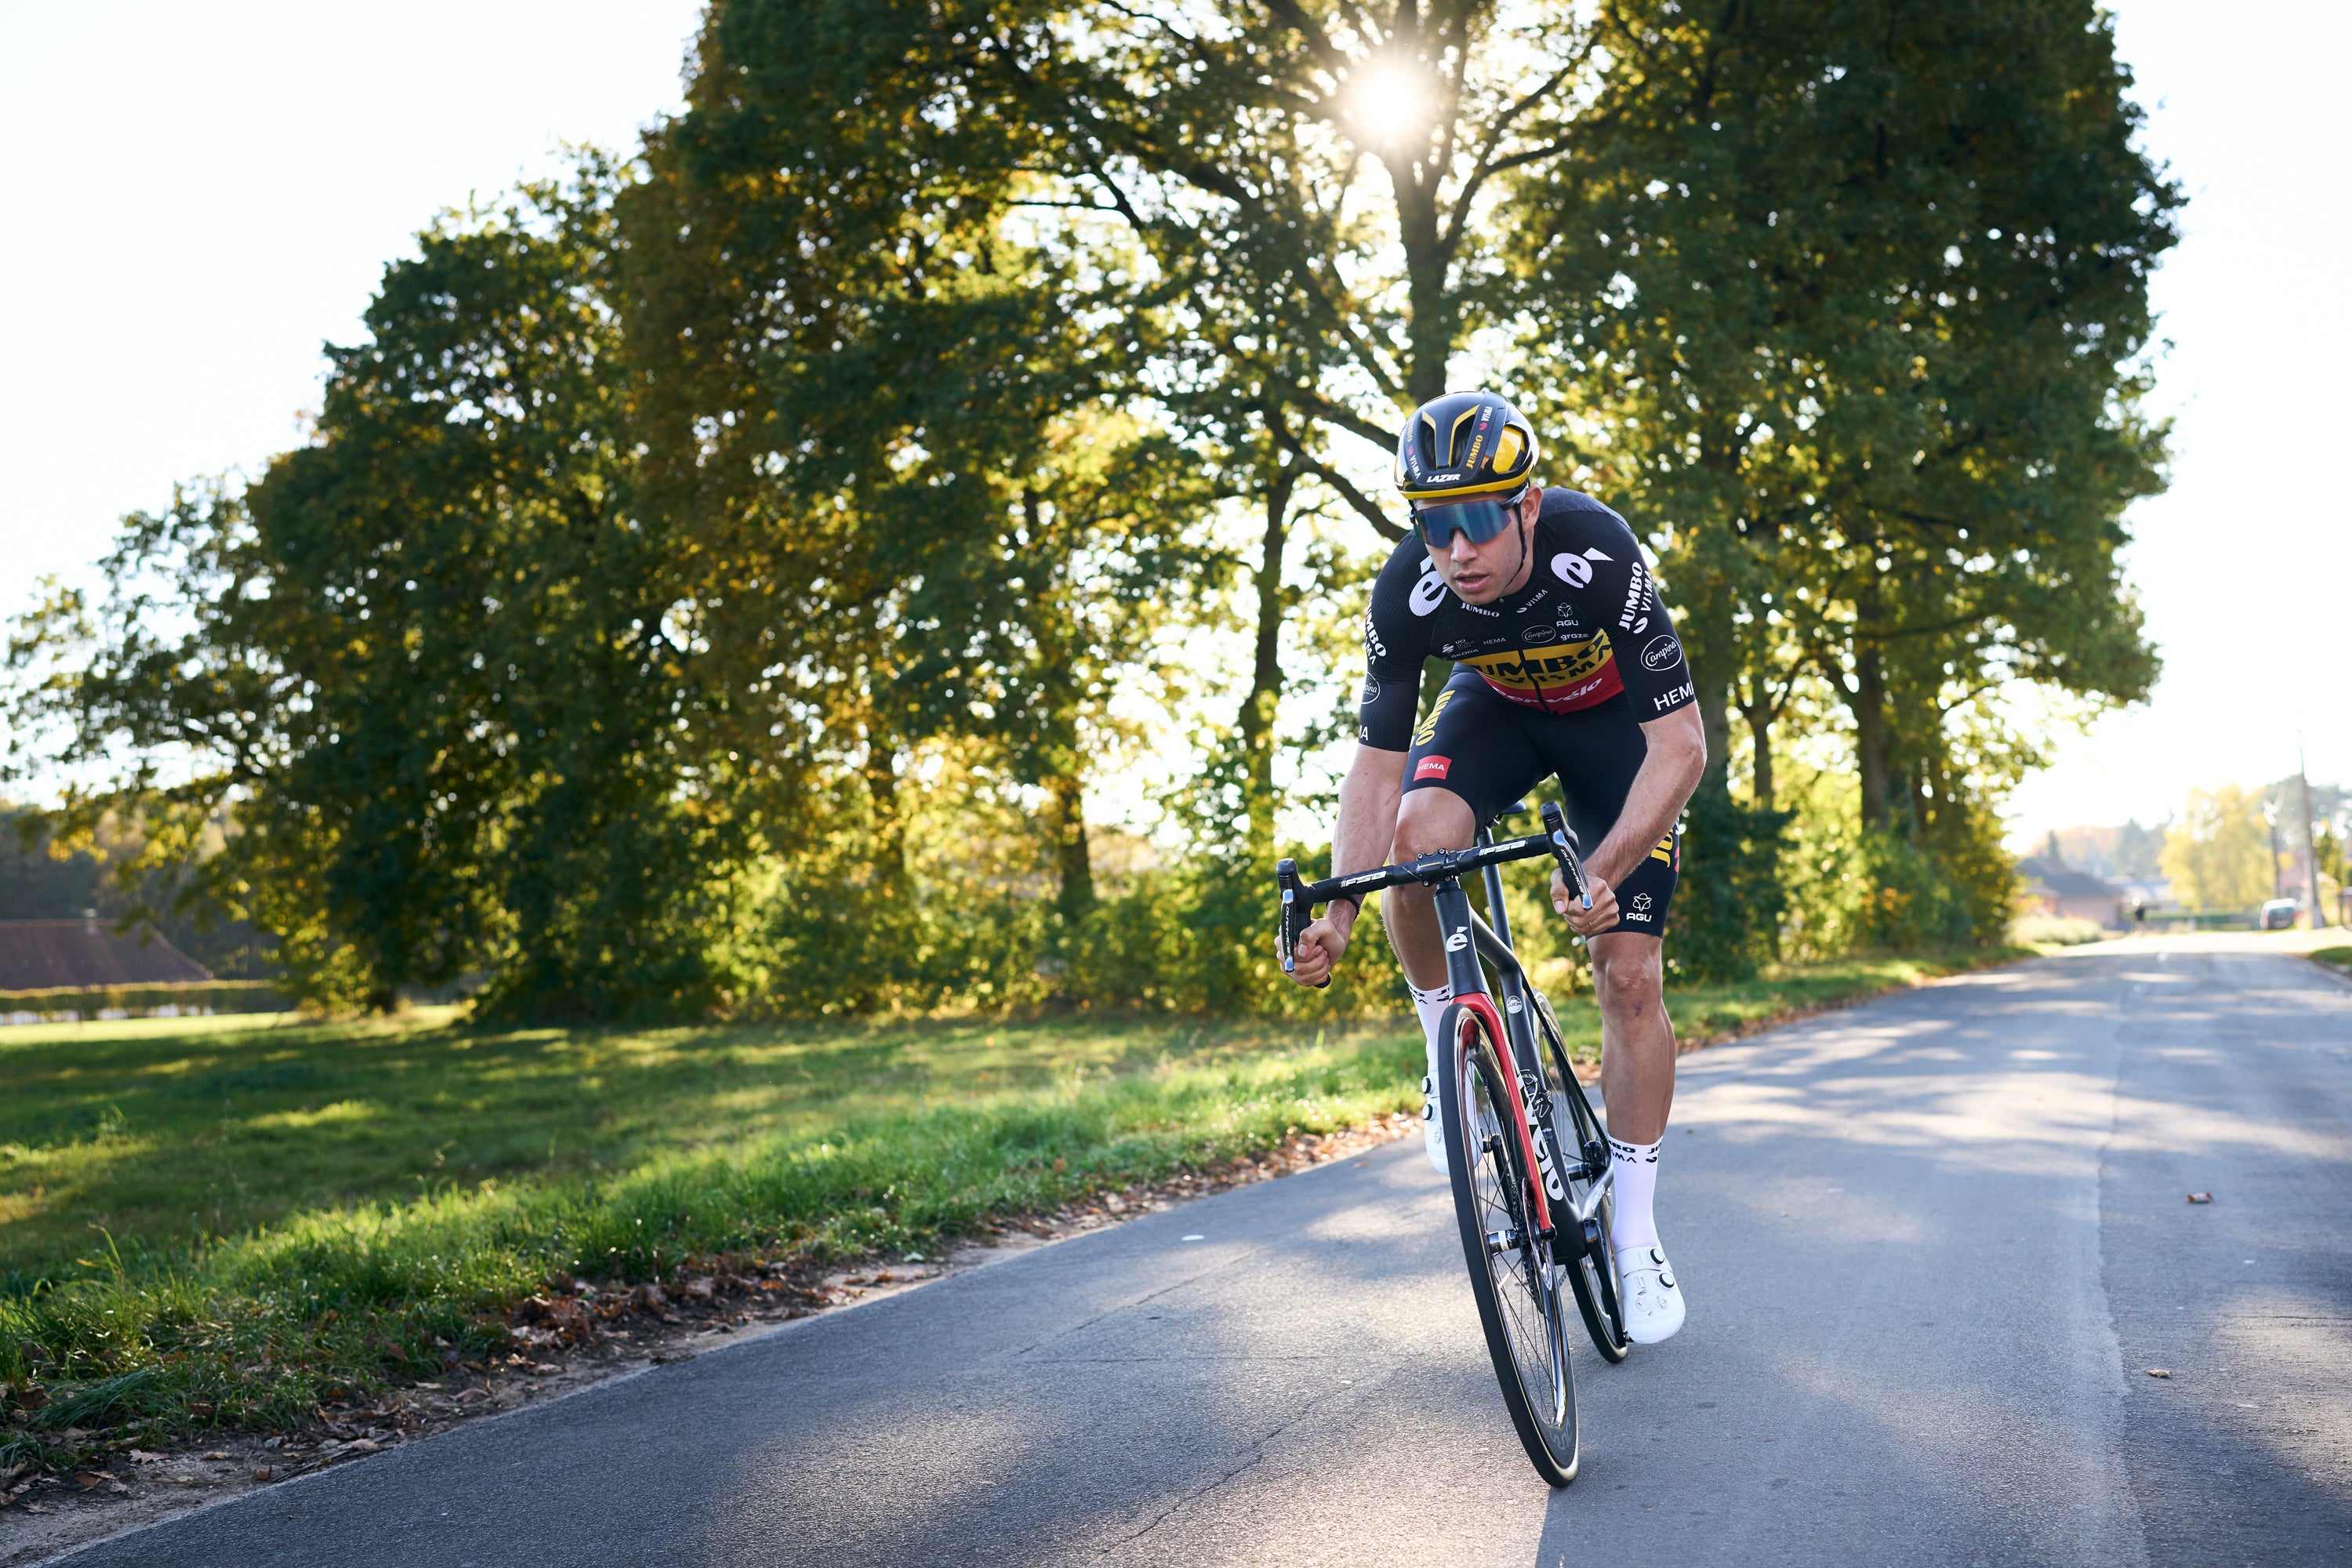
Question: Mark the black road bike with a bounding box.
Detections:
[1276,801,1629,1486]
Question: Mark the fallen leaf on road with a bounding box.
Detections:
[252,1467,274,1482]
[2147,1368,2172,1378]
[2187,1192,2213,1203]
[201,1451,231,1461]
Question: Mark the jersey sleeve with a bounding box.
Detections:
[1577,507,1696,720]
[1358,536,1437,750]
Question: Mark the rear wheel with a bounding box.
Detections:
[1532,989,1629,1363]
[1438,1000,1578,1486]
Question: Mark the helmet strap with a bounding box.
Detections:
[1508,501,1534,594]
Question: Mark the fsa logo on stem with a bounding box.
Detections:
[1415,755,1453,781]
[1652,681,1694,712]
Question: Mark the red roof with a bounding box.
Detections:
[0,919,213,990]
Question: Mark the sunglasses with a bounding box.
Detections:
[1411,485,1531,550]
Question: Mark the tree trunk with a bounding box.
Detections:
[1744,699,1777,812]
[1020,486,1094,920]
[1047,771,1094,920]
[1852,644,1891,829]
[1237,465,1297,853]
[862,739,908,894]
[1693,671,1732,793]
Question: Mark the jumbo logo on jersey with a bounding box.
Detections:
[1457,631,1618,708]
[1412,689,1457,747]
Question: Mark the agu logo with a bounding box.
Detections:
[1415,755,1452,781]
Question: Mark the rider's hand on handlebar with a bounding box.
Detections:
[1551,867,1618,937]
[1287,913,1349,987]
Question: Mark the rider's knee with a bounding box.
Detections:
[1592,944,1663,1017]
[1392,789,1472,860]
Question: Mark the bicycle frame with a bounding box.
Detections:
[1429,871,1564,1236]
[1276,803,1612,1265]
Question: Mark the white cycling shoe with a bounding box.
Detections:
[1421,1076,1449,1176]
[1613,1243,1686,1345]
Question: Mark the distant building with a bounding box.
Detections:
[2112,876,2173,913]
[0,916,212,991]
[2016,856,2125,929]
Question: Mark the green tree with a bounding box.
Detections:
[1509,0,2175,951]
[2161,786,2273,912]
[621,3,1226,1003]
[5,167,731,1014]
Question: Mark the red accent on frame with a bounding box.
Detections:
[1454,992,1555,1235]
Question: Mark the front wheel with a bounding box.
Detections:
[1438,1000,1578,1486]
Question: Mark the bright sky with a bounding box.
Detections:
[2002,0,2352,839]
[0,0,704,629]
[0,2,2342,841]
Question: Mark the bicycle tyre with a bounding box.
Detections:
[1530,989,1629,1363]
[1438,1000,1579,1486]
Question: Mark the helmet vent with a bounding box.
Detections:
[1493,426,1526,473]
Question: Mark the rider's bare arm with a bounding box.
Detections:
[1549,704,1706,934]
[1284,743,1406,986]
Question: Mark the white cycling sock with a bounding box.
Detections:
[1409,981,1454,1079]
[1608,1135,1662,1254]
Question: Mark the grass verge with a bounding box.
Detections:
[2311,946,2352,980]
[0,947,2014,1471]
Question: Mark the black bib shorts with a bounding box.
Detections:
[1402,668,1680,938]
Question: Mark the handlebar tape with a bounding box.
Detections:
[1275,858,1330,988]
[1539,801,1592,911]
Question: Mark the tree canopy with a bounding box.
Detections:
[5,0,2177,1011]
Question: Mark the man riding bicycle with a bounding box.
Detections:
[1282,390,1706,1345]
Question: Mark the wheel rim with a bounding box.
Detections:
[1461,1033,1570,1430]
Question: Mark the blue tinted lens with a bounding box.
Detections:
[1414,495,1517,547]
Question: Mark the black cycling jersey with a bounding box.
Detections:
[1358,488,1695,752]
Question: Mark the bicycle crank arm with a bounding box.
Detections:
[1570,1165,1614,1226]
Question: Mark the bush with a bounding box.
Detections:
[1668,779,1791,983]
[0,980,291,1020]
[2010,913,2109,946]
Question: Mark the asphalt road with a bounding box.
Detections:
[63,936,2352,1567]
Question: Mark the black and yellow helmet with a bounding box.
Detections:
[1393,390,1539,505]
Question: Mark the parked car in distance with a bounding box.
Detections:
[2259,898,2299,931]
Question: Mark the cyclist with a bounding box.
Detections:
[1282,390,1706,1345]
